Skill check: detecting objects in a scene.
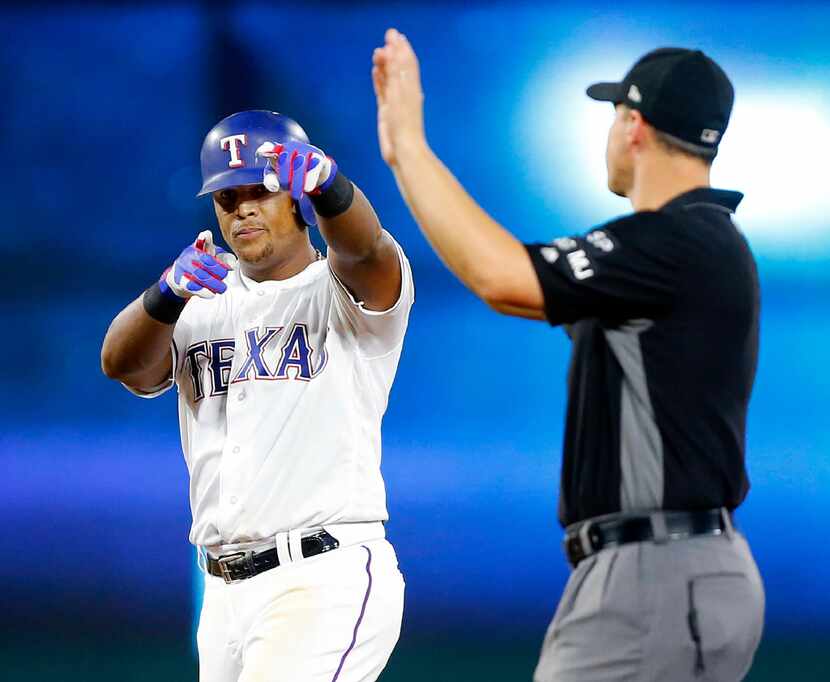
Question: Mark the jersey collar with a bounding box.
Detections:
[235,258,327,291]
[661,187,744,214]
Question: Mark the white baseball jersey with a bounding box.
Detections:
[130,234,414,547]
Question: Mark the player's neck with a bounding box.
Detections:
[628,153,712,213]
[241,242,318,283]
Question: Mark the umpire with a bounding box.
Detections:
[373,33,764,682]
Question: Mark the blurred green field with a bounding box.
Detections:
[3,633,825,681]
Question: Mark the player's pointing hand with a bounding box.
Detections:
[373,28,426,168]
[163,230,237,300]
[255,140,337,201]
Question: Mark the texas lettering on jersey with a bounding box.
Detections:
[183,322,328,401]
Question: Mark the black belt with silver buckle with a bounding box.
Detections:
[563,508,732,567]
[207,530,340,584]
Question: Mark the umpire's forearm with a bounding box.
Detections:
[390,139,524,301]
[101,296,174,387]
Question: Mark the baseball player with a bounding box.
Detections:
[374,31,763,681]
[101,110,414,682]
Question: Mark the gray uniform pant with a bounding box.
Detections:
[534,533,764,682]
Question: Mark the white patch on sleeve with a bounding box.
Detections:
[540,246,560,263]
[552,237,578,251]
[567,249,595,280]
[586,230,615,253]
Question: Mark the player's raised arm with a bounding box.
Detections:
[372,29,545,320]
[101,231,236,392]
[257,139,402,312]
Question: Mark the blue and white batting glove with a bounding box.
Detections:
[161,230,237,300]
[256,140,338,201]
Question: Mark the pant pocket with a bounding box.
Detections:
[686,571,764,680]
[550,555,599,637]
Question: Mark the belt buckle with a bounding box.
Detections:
[217,551,253,584]
[578,520,596,559]
[563,520,596,567]
[303,530,340,556]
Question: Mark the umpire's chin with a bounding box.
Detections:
[605,116,635,198]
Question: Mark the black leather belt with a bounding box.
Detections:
[207,530,340,583]
[564,508,732,567]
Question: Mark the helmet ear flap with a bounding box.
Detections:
[297,195,317,228]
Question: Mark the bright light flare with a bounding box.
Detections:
[517,56,830,258]
[714,93,830,252]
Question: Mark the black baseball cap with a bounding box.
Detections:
[586,48,734,155]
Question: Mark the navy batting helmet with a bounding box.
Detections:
[198,110,316,226]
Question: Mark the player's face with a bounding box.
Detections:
[606,104,634,197]
[212,185,306,266]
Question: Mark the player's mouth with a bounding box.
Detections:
[233,225,266,241]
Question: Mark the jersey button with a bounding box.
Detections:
[238,392,246,401]
[257,290,265,297]
[229,496,238,505]
[232,446,241,454]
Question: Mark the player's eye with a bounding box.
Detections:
[216,189,236,205]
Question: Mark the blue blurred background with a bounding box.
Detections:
[3,1,828,680]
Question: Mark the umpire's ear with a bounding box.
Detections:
[626,107,649,152]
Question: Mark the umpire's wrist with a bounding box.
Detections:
[143,276,187,324]
[393,134,431,167]
[308,169,355,219]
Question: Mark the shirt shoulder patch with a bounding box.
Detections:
[586,229,616,253]
[540,246,560,263]
[566,249,595,281]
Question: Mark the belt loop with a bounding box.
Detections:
[288,528,304,563]
[196,546,208,574]
[275,531,291,565]
[578,521,594,558]
[650,512,669,544]
[720,507,735,540]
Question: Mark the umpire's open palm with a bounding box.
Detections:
[372,29,426,168]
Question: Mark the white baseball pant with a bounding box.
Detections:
[196,523,404,682]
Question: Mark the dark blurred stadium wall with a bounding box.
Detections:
[2,2,829,680]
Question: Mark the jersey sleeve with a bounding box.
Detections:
[327,231,415,359]
[525,212,682,326]
[121,310,192,399]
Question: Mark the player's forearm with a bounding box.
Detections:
[390,139,527,303]
[101,296,174,386]
[316,184,384,263]
[315,178,402,312]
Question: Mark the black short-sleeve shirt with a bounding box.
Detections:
[525,188,760,527]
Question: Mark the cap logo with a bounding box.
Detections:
[700,129,720,144]
[220,133,248,168]
[627,84,642,103]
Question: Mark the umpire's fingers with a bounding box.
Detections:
[372,46,388,66]
[372,64,386,101]
[386,31,421,85]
